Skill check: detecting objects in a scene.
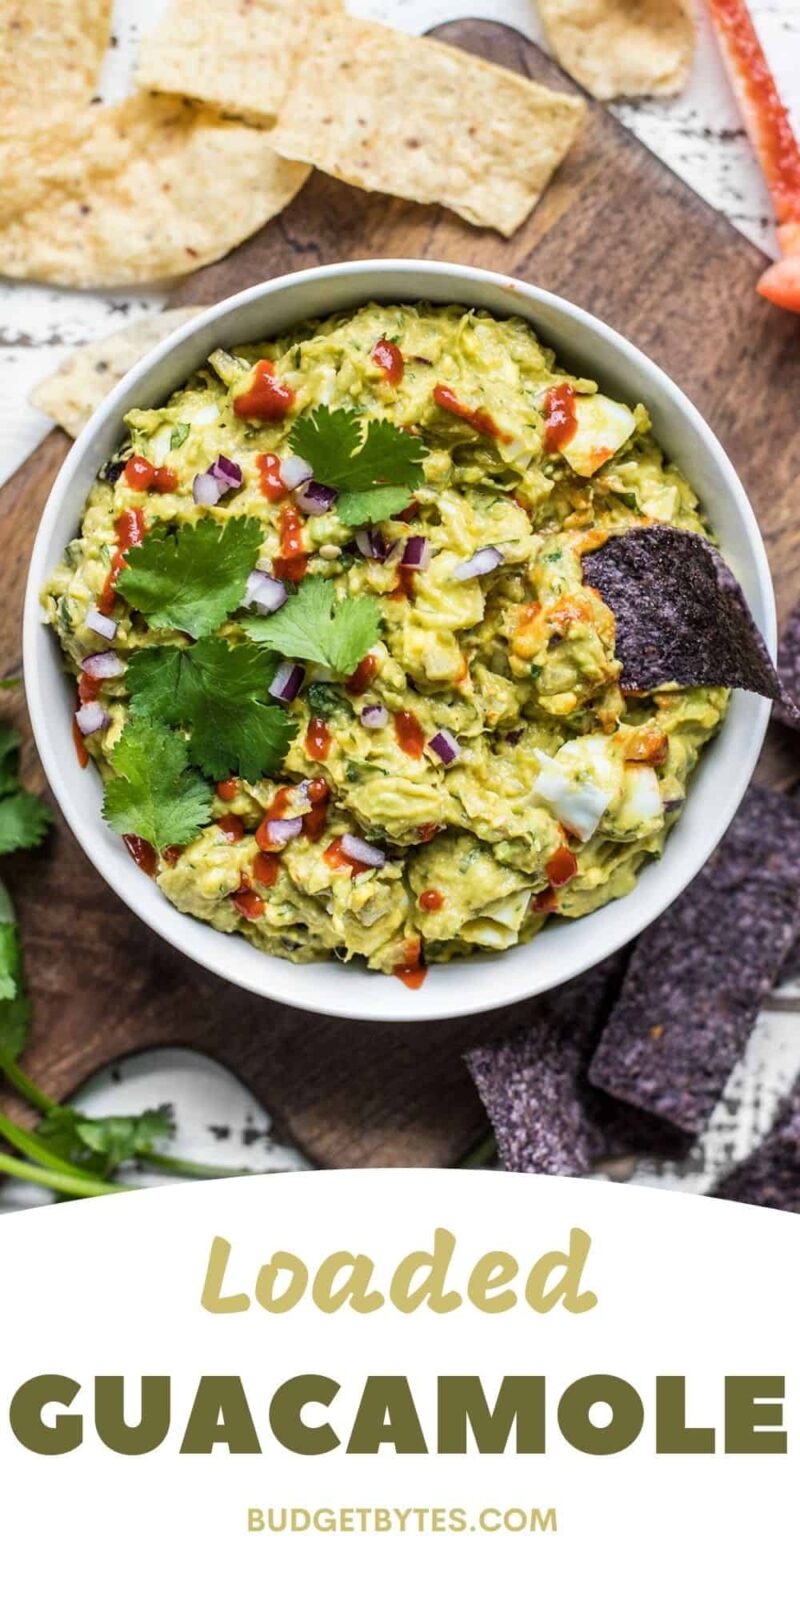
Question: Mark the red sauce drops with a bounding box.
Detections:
[419,888,444,912]
[394,709,425,760]
[389,566,416,602]
[257,451,287,502]
[217,813,244,843]
[72,715,89,769]
[274,503,308,583]
[216,777,240,802]
[393,936,426,989]
[346,653,379,695]
[546,844,578,888]
[253,853,281,888]
[162,845,184,867]
[530,887,558,915]
[305,716,331,760]
[233,359,293,422]
[99,506,146,614]
[303,776,330,843]
[323,837,370,877]
[123,834,157,876]
[433,383,510,443]
[122,457,177,494]
[372,338,404,385]
[231,883,266,920]
[543,384,578,453]
[417,821,441,843]
[78,670,97,704]
[255,786,293,851]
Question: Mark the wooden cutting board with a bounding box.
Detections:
[1,20,799,1167]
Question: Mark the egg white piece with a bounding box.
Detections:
[560,393,636,478]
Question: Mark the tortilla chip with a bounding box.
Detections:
[539,0,695,100]
[465,955,690,1174]
[583,525,781,700]
[30,309,207,438]
[589,786,800,1134]
[773,600,800,728]
[265,15,586,236]
[0,0,111,122]
[0,93,309,288]
[137,0,341,125]
[711,1080,800,1211]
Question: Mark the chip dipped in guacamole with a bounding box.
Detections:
[43,302,731,987]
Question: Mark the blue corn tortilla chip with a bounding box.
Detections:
[588,785,800,1134]
[583,524,783,700]
[711,1080,800,1211]
[465,954,690,1175]
[773,599,800,728]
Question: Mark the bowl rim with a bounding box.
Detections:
[23,258,774,1024]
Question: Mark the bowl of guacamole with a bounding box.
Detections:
[25,262,773,1021]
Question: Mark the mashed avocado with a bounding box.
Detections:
[43,303,727,983]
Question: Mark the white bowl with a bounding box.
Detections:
[24,260,774,1024]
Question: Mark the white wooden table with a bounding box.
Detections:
[2,0,799,1203]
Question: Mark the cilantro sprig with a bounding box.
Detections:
[102,718,213,851]
[36,1103,176,1180]
[243,576,381,678]
[116,514,263,638]
[126,639,294,784]
[289,405,427,526]
[0,727,52,854]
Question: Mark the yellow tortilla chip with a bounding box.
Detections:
[0,93,309,288]
[538,0,695,100]
[263,16,585,237]
[30,309,208,437]
[0,0,112,121]
[136,0,342,124]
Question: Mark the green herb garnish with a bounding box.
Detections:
[102,718,213,851]
[127,639,294,784]
[116,514,263,638]
[289,405,427,526]
[243,576,381,678]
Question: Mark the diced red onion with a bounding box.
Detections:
[210,454,243,491]
[341,833,386,869]
[280,454,314,491]
[401,535,431,571]
[294,480,338,516]
[81,650,124,680]
[85,606,117,641]
[245,571,287,615]
[355,528,398,563]
[263,816,303,847]
[269,660,305,703]
[428,729,461,766]
[193,470,223,506]
[360,703,388,729]
[75,701,109,736]
[453,545,503,581]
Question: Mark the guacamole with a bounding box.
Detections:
[43,303,727,985]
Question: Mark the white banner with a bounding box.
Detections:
[0,1170,796,1596]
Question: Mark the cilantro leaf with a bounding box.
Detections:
[0,726,21,796]
[116,514,264,638]
[103,718,213,851]
[243,577,381,677]
[170,422,190,450]
[337,486,414,527]
[289,406,427,499]
[37,1103,175,1178]
[0,888,29,1064]
[0,790,53,854]
[127,640,294,784]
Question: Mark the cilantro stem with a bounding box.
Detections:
[0,1056,56,1114]
[457,1130,497,1169]
[0,1152,129,1199]
[142,1152,255,1180]
[0,1109,89,1178]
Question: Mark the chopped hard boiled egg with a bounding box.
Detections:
[531,735,620,841]
[614,764,664,837]
[560,394,636,478]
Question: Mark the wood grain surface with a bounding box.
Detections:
[1,20,798,1167]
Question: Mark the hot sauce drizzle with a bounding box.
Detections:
[253,853,281,888]
[546,844,578,888]
[99,506,146,615]
[419,888,444,912]
[433,384,510,443]
[257,452,287,502]
[372,338,404,385]
[123,834,157,876]
[303,777,329,843]
[394,935,426,989]
[394,709,425,760]
[231,882,266,920]
[215,777,240,802]
[323,837,369,877]
[305,717,331,761]
[217,813,244,843]
[543,384,578,452]
[346,654,378,694]
[72,714,89,768]
[274,503,308,583]
[122,458,177,494]
[233,360,293,422]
